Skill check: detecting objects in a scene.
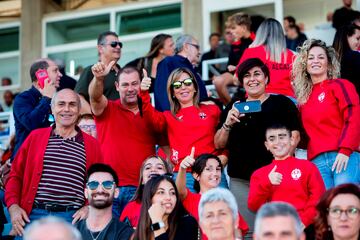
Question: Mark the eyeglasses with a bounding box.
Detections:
[186,42,200,50]
[79,124,96,131]
[86,180,115,190]
[102,41,123,48]
[328,207,360,219]
[172,78,193,89]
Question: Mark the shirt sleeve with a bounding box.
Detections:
[139,91,167,133]
[248,167,273,212]
[154,60,171,112]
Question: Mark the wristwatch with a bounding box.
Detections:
[151,221,165,231]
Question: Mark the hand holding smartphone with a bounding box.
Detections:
[234,100,261,114]
[35,69,50,89]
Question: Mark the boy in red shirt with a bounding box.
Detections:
[248,123,325,228]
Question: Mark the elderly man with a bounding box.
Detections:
[75,31,121,114]
[253,202,305,240]
[5,89,103,237]
[89,64,157,217]
[12,58,62,158]
[154,34,208,112]
[76,163,134,240]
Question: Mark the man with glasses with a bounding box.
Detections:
[75,31,122,114]
[76,163,134,240]
[154,34,208,112]
[5,89,103,237]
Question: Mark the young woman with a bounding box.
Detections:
[120,156,172,228]
[175,152,248,239]
[292,39,360,189]
[140,67,228,191]
[133,175,198,240]
[315,184,360,240]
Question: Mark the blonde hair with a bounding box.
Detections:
[292,39,340,105]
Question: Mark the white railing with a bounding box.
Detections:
[202,57,228,92]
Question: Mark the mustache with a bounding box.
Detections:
[91,192,110,198]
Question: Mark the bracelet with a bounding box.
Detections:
[222,123,231,131]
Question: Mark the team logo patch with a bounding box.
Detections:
[199,112,207,119]
[318,92,325,102]
[291,168,301,180]
[172,149,179,164]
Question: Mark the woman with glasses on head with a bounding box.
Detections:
[292,39,360,189]
[140,67,228,192]
[134,174,198,240]
[120,156,172,228]
[176,152,248,239]
[314,183,360,240]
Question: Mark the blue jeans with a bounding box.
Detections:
[112,185,137,219]
[312,151,360,189]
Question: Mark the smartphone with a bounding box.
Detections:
[234,100,261,114]
[35,69,49,89]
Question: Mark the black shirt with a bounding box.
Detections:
[155,215,199,240]
[219,94,301,180]
[340,50,360,97]
[227,37,254,68]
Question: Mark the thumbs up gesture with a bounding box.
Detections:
[91,60,116,80]
[268,165,283,185]
[140,68,152,91]
[180,147,196,169]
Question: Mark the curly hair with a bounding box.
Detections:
[292,39,340,105]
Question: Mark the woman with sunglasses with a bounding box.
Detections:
[134,174,198,240]
[140,67,228,191]
[314,183,360,240]
[120,156,172,228]
[176,152,248,239]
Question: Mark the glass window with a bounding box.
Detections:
[46,14,110,46]
[0,56,19,86]
[0,27,19,53]
[116,4,181,35]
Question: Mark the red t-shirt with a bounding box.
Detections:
[238,45,295,98]
[95,100,157,186]
[120,200,141,227]
[248,156,325,226]
[183,189,249,239]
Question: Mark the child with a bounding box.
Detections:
[248,123,325,228]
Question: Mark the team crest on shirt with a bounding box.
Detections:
[318,92,325,102]
[199,112,207,119]
[291,168,302,180]
[172,149,179,164]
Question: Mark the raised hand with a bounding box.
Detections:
[140,68,152,91]
[91,60,116,80]
[39,75,56,98]
[148,202,166,223]
[268,165,283,185]
[180,147,196,169]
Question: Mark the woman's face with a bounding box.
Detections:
[142,158,167,184]
[172,72,196,108]
[152,180,177,215]
[197,158,222,191]
[160,37,175,57]
[347,29,360,51]
[327,193,360,240]
[306,46,328,83]
[242,66,267,99]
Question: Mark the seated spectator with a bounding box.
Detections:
[3,90,14,112]
[55,59,77,91]
[133,175,198,240]
[77,113,97,138]
[286,24,308,52]
[120,156,172,228]
[1,77,12,86]
[332,0,358,30]
[176,153,248,239]
[198,32,221,78]
[248,124,325,229]
[76,163,134,240]
[198,188,240,240]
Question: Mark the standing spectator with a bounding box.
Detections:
[332,0,357,30]
[292,39,360,189]
[5,89,103,237]
[198,33,221,77]
[154,34,207,112]
[76,163,134,240]
[12,58,61,159]
[332,24,360,95]
[89,64,158,218]
[75,31,122,114]
[3,90,14,112]
[215,28,233,73]
[1,77,12,86]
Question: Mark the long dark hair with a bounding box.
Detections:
[333,24,360,62]
[314,183,360,240]
[134,175,181,240]
[145,33,172,59]
[191,154,223,193]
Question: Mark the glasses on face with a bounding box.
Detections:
[328,207,360,219]
[186,42,200,51]
[79,124,96,131]
[86,180,115,190]
[172,78,193,89]
[102,41,123,48]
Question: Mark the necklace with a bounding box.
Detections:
[88,218,113,240]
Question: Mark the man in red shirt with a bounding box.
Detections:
[89,62,157,218]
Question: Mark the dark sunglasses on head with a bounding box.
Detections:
[103,41,123,48]
[172,78,193,89]
[149,173,174,179]
[86,180,115,190]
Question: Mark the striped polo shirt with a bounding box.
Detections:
[34,128,86,208]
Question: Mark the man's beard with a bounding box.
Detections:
[89,193,114,209]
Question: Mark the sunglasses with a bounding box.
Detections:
[172,78,193,89]
[186,42,200,50]
[149,173,174,179]
[102,41,123,48]
[86,180,115,190]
